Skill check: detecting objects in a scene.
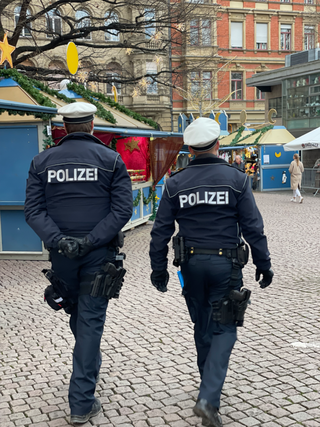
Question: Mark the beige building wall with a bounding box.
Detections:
[4,1,172,131]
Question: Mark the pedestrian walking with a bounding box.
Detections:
[289,153,304,203]
[24,102,132,425]
[232,154,245,171]
[149,117,273,427]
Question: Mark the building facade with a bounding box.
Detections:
[172,0,320,132]
[3,1,320,132]
[3,2,173,131]
[246,50,320,166]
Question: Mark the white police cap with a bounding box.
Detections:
[183,117,220,151]
[58,102,97,124]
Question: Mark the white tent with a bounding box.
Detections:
[284,127,320,151]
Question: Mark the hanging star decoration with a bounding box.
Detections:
[125,137,141,153]
[134,208,137,215]
[155,195,160,202]
[153,55,163,65]
[0,33,15,68]
[146,205,150,212]
[138,78,149,89]
[131,87,141,97]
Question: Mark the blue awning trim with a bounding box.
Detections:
[0,99,58,114]
[52,122,183,138]
[0,77,19,87]
[58,89,83,99]
[219,145,247,150]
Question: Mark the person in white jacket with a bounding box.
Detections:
[289,153,304,203]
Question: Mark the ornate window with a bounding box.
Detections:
[202,20,211,46]
[105,12,119,42]
[304,26,315,50]
[146,62,158,94]
[145,9,156,39]
[281,24,291,51]
[231,22,243,49]
[46,9,62,38]
[231,72,243,100]
[256,23,268,50]
[14,6,31,37]
[190,20,200,45]
[75,10,91,40]
[190,72,212,99]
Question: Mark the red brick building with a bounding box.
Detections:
[172,0,320,131]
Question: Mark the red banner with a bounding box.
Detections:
[116,136,150,181]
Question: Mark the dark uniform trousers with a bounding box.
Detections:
[50,246,116,416]
[181,254,242,409]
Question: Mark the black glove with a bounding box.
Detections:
[73,236,93,257]
[151,270,169,293]
[255,268,274,289]
[57,237,79,259]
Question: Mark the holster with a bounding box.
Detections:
[211,288,251,327]
[172,236,187,267]
[237,243,249,266]
[42,269,76,314]
[90,262,126,299]
[80,261,126,300]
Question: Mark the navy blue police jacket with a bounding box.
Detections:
[24,132,133,249]
[150,154,271,271]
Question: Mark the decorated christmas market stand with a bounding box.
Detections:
[0,70,183,259]
[219,125,296,191]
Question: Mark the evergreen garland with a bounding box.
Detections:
[0,69,158,129]
[148,189,158,221]
[229,126,245,146]
[111,137,118,151]
[0,107,52,121]
[143,187,153,205]
[42,126,55,150]
[229,124,274,146]
[133,190,141,207]
[67,82,159,129]
[66,82,116,124]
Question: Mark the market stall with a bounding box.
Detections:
[0,70,183,259]
[218,126,296,191]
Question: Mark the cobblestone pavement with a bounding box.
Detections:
[1,191,320,427]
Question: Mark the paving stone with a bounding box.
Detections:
[1,192,320,426]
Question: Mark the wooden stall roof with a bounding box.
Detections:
[234,128,295,146]
[0,75,156,130]
[219,130,252,147]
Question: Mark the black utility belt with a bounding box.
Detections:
[188,247,238,258]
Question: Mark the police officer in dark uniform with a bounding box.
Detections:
[149,118,273,427]
[24,103,133,424]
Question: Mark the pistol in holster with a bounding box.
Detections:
[42,269,76,314]
[211,288,251,327]
[90,262,126,299]
[172,236,187,267]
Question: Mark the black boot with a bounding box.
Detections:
[193,399,222,427]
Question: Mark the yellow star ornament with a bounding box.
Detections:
[0,33,15,68]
